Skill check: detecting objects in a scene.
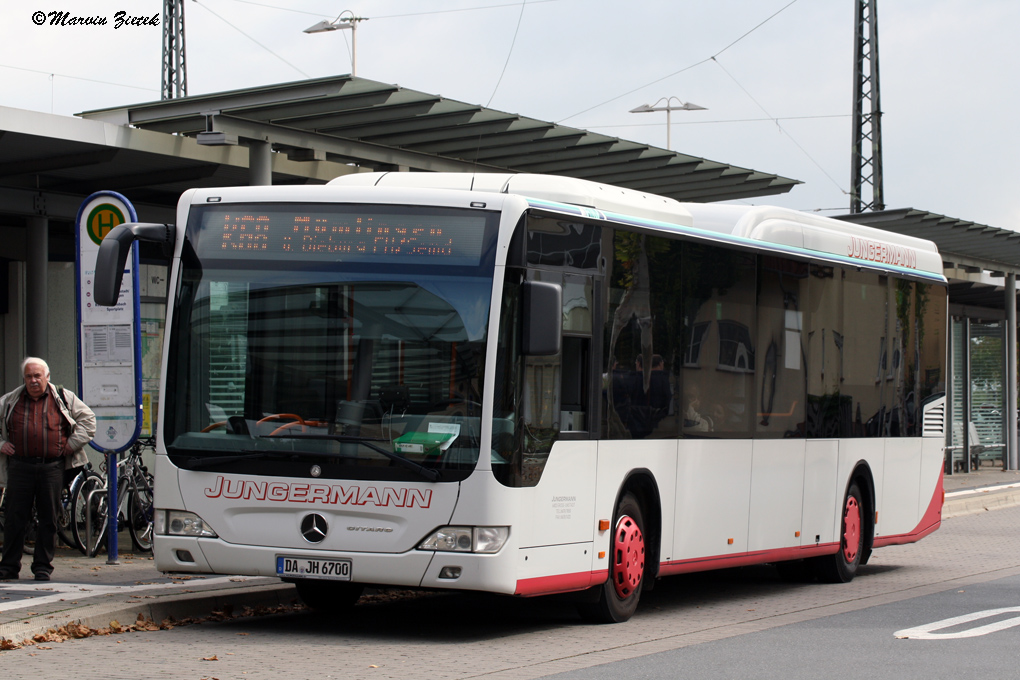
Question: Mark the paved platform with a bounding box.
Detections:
[0,540,294,644]
[0,465,1018,644]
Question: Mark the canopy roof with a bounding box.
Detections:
[79,75,800,204]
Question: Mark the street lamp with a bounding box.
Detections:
[629,97,707,150]
[304,10,368,77]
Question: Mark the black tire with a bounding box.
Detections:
[71,473,109,557]
[577,492,646,623]
[813,482,865,583]
[294,580,364,612]
[56,484,75,549]
[128,472,155,552]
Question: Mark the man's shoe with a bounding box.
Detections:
[0,571,18,581]
[33,572,50,582]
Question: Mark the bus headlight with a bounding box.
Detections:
[418,526,509,554]
[156,510,218,538]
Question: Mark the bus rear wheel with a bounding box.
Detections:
[813,482,865,583]
[578,493,646,623]
[294,580,364,613]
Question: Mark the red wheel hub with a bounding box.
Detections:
[842,496,861,562]
[612,515,645,599]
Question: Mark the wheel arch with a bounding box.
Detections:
[615,469,663,587]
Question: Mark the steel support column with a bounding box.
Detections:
[1007,274,1017,469]
[248,141,272,186]
[25,216,47,358]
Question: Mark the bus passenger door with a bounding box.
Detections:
[517,271,599,551]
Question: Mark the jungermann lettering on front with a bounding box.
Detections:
[847,236,917,269]
[203,475,432,508]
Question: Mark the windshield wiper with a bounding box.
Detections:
[181,435,442,482]
[262,434,441,482]
[181,449,342,470]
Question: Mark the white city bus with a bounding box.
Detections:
[96,173,947,622]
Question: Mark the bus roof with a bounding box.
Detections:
[328,172,945,280]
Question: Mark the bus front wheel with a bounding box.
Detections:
[577,493,646,623]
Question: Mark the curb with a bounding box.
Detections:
[0,583,296,643]
[943,487,1020,519]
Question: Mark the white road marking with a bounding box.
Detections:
[0,575,269,612]
[895,607,1020,639]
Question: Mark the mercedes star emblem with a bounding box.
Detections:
[301,513,328,543]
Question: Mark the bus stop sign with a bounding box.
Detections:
[75,191,142,453]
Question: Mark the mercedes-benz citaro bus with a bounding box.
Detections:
[94,173,947,623]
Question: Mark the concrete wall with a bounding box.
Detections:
[47,261,77,391]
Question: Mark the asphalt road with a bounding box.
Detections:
[2,502,1020,680]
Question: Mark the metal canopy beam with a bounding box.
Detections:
[45,163,221,194]
[208,115,505,173]
[0,148,119,177]
[411,119,552,154]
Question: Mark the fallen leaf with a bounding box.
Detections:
[202,655,219,661]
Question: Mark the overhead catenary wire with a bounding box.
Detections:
[486,0,528,108]
[710,56,848,196]
[0,64,157,93]
[556,0,801,124]
[585,114,850,130]
[192,0,311,78]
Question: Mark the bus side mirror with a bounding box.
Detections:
[94,222,175,306]
[522,280,562,356]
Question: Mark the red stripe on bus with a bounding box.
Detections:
[657,543,840,577]
[515,569,609,597]
[872,468,943,548]
[515,470,944,596]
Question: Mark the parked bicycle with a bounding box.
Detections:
[69,438,155,556]
[58,465,104,554]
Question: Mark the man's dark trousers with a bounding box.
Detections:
[1,456,62,578]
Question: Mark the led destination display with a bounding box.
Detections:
[192,204,494,266]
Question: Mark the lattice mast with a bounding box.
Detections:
[161,0,188,100]
[850,0,884,213]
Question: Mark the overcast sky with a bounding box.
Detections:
[1,0,1016,229]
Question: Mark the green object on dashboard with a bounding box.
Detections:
[393,431,454,457]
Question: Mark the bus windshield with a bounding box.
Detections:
[163,202,500,482]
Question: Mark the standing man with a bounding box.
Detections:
[0,358,95,581]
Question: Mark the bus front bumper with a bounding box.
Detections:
[153,535,519,594]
